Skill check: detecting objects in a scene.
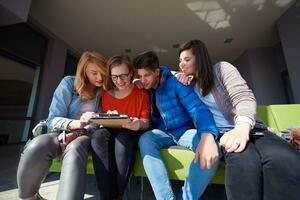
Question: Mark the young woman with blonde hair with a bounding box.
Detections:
[17,51,107,200]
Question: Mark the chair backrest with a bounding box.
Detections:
[269,104,300,133]
[256,105,279,134]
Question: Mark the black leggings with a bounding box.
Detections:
[90,128,140,200]
[223,130,300,200]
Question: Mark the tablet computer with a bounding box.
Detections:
[90,113,131,128]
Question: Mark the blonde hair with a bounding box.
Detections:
[105,55,134,91]
[75,51,107,100]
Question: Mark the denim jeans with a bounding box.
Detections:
[91,128,140,199]
[17,133,90,200]
[138,129,221,200]
[224,130,300,200]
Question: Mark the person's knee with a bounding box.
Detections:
[24,134,57,156]
[91,128,111,146]
[264,147,300,171]
[138,131,158,150]
[63,142,89,165]
[116,131,138,147]
[224,144,261,172]
[68,136,89,150]
[91,128,111,139]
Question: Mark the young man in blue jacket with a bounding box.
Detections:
[133,51,220,200]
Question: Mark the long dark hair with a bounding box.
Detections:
[179,40,214,96]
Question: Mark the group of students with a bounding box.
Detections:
[17,40,300,200]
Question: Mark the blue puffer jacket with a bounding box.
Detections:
[150,66,218,140]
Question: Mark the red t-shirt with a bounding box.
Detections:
[101,86,150,119]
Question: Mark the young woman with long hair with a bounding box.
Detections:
[17,51,107,200]
[177,40,300,200]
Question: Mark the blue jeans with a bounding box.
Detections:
[138,129,221,200]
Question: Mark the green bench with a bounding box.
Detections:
[49,104,300,184]
[256,104,300,134]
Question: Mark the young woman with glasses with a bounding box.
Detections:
[90,55,150,200]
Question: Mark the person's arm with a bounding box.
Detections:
[174,79,218,138]
[218,62,256,125]
[173,71,193,86]
[132,78,144,89]
[46,77,86,131]
[122,117,149,131]
[217,62,256,152]
[174,79,219,169]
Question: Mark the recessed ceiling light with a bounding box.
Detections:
[224,38,233,44]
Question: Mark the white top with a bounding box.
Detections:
[194,85,234,129]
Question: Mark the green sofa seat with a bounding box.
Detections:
[49,147,225,184]
[49,105,278,185]
[132,146,225,184]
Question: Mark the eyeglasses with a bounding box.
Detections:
[111,73,130,81]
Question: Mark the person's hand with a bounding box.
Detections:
[68,112,96,129]
[80,112,96,124]
[175,73,192,86]
[106,110,119,114]
[57,132,77,152]
[220,122,251,153]
[122,117,140,131]
[68,120,86,129]
[194,133,219,169]
[133,79,144,89]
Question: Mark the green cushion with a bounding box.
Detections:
[50,153,95,174]
[269,104,300,132]
[51,104,299,185]
[256,105,279,135]
[48,104,299,187]
[50,147,225,184]
[132,147,224,184]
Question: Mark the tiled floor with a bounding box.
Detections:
[0,144,227,200]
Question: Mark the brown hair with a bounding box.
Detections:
[179,40,214,96]
[105,55,134,91]
[133,51,159,71]
[75,51,107,100]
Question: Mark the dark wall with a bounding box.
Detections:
[277,1,300,103]
[0,80,32,106]
[64,52,79,76]
[0,0,31,26]
[234,45,288,105]
[0,23,48,66]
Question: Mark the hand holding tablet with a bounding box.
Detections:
[90,113,131,128]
